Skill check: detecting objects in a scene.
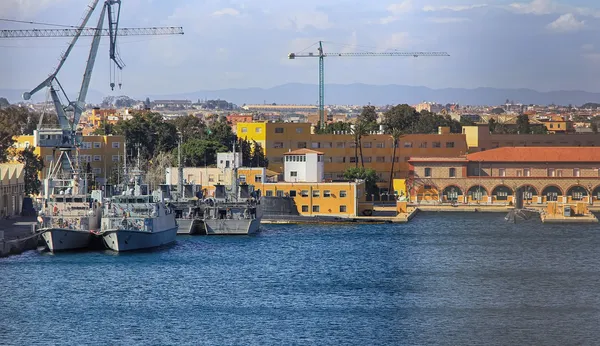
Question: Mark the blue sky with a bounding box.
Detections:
[1,0,599,99]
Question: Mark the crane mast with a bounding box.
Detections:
[1,0,184,193]
[288,41,450,129]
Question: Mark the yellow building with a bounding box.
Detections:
[238,122,468,191]
[0,163,25,217]
[13,135,126,184]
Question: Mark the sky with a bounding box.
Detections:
[1,0,600,99]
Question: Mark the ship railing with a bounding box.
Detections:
[102,217,153,232]
[40,216,90,230]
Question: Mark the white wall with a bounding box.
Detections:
[217,152,242,170]
[284,153,324,183]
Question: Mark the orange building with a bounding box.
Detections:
[408,147,600,205]
[541,115,574,133]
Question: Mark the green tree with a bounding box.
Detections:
[516,114,530,134]
[352,120,369,168]
[488,118,497,133]
[357,105,379,131]
[343,167,378,195]
[147,151,174,191]
[237,138,252,167]
[251,140,268,168]
[17,147,44,195]
[178,139,227,167]
[207,116,235,150]
[113,111,178,162]
[168,115,207,142]
[0,97,9,108]
[317,121,352,134]
[381,104,419,134]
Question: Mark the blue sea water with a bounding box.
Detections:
[2,212,600,345]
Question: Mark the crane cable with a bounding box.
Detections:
[0,18,85,29]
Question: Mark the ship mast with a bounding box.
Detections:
[232,140,238,201]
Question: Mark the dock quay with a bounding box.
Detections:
[0,217,39,258]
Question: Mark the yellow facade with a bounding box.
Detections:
[0,163,25,217]
[238,122,467,190]
[256,181,365,217]
[13,135,125,183]
[392,179,407,198]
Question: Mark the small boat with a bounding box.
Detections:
[201,197,262,235]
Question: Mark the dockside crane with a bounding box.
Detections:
[288,41,450,129]
[0,0,183,190]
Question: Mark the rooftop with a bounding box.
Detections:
[408,157,467,162]
[283,149,324,155]
[467,147,600,162]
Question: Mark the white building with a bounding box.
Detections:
[217,152,242,170]
[283,149,324,183]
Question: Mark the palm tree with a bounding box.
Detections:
[388,128,402,193]
[352,121,368,169]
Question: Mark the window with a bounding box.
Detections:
[339,205,347,213]
[349,142,356,148]
[336,142,345,148]
[449,168,456,178]
[524,168,531,177]
[419,142,428,148]
[517,170,522,177]
[403,142,413,148]
[376,142,385,148]
[275,127,284,133]
[81,142,92,149]
[340,190,347,198]
[323,190,331,197]
[255,127,262,133]
[574,168,580,177]
[424,168,432,177]
[92,168,101,174]
[254,175,262,183]
[93,142,101,148]
[273,142,283,148]
[45,155,53,162]
[573,192,584,200]
[112,142,120,148]
[349,157,357,163]
[112,155,119,162]
[238,175,246,183]
[498,168,506,177]
[376,156,385,163]
[363,142,372,148]
[301,205,309,212]
[446,142,455,148]
[93,155,101,161]
[24,141,30,148]
[433,142,441,148]
[208,174,215,182]
[301,190,309,197]
[298,142,307,148]
[296,128,303,134]
[218,174,225,182]
[290,171,298,177]
[290,190,297,197]
[241,127,248,133]
[547,168,555,177]
[364,157,372,163]
[312,205,320,212]
[323,142,332,148]
[312,190,320,197]
[276,190,284,197]
[311,142,321,148]
[556,170,563,177]
[266,190,273,197]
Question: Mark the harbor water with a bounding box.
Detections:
[2,212,600,345]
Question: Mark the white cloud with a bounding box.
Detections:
[0,0,69,18]
[582,44,594,51]
[282,11,332,31]
[379,32,416,51]
[211,8,240,17]
[379,1,413,24]
[427,17,471,23]
[508,0,600,18]
[547,13,585,32]
[423,4,487,12]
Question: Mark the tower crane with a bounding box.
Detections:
[288,41,450,128]
[0,0,183,189]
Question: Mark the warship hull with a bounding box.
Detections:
[102,227,178,252]
[40,228,92,252]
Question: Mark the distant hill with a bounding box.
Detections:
[145,83,600,107]
[3,84,600,107]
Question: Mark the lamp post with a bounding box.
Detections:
[588,183,593,206]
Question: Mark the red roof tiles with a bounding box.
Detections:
[466,147,600,162]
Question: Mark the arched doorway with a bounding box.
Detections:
[567,185,588,202]
[542,186,562,202]
[467,185,488,202]
[517,185,538,206]
[592,185,600,203]
[442,185,462,203]
[491,185,513,202]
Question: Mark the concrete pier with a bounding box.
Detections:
[0,217,39,258]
